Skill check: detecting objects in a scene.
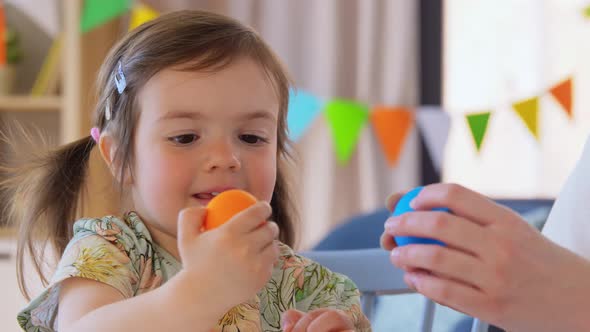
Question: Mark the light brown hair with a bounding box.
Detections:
[1,10,297,300]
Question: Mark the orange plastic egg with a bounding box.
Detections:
[204,189,258,230]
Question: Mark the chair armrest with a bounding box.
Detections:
[300,249,412,295]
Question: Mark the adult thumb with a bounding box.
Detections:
[177,206,207,246]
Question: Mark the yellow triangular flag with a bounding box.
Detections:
[512,97,539,140]
[129,3,159,31]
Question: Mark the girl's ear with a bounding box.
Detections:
[98,133,133,185]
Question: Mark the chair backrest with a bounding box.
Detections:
[313,199,554,252]
[301,249,489,332]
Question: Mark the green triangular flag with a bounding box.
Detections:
[81,0,131,33]
[584,5,590,18]
[325,99,369,164]
[466,112,491,152]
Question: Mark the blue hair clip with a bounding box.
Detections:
[114,61,127,94]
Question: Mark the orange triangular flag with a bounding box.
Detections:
[549,77,573,119]
[370,106,414,167]
[512,97,540,140]
[0,4,6,66]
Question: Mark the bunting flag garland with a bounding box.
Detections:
[466,112,492,152]
[23,0,581,173]
[549,77,573,119]
[287,89,323,141]
[325,100,369,164]
[129,3,159,31]
[370,107,413,167]
[416,107,450,172]
[283,74,572,164]
[74,3,580,164]
[81,0,131,33]
[512,97,540,140]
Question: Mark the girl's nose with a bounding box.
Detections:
[202,139,241,172]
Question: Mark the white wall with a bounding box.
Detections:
[443,0,590,197]
[0,239,28,332]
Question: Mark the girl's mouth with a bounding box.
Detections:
[193,187,237,204]
[193,192,221,200]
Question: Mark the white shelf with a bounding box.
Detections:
[0,96,62,112]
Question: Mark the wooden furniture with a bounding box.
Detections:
[0,1,123,229]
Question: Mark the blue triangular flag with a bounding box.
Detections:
[287,89,323,141]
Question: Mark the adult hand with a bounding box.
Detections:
[381,183,590,332]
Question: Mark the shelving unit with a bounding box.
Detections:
[0,5,130,331]
[0,1,80,142]
[0,0,123,227]
[0,95,62,112]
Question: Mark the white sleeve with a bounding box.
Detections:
[542,135,590,258]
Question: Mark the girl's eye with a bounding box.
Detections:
[240,134,268,145]
[169,134,198,145]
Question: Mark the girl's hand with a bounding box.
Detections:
[281,309,354,332]
[176,202,279,309]
[381,183,590,332]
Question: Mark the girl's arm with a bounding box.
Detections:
[58,270,223,332]
[58,204,279,331]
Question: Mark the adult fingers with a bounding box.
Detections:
[391,244,485,289]
[380,231,398,250]
[384,211,488,257]
[404,269,489,321]
[385,191,406,212]
[411,183,519,227]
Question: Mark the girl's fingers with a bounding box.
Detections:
[282,309,305,332]
[391,244,485,289]
[177,207,207,246]
[258,240,280,273]
[306,310,353,332]
[290,309,332,332]
[412,183,519,227]
[405,270,486,319]
[248,221,280,252]
[384,211,488,257]
[223,201,272,234]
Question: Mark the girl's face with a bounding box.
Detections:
[131,57,279,254]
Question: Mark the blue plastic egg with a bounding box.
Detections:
[392,186,449,246]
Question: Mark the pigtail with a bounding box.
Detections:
[271,158,297,247]
[0,128,95,300]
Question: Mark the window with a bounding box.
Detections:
[443,0,590,197]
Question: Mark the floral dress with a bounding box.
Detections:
[17,212,371,331]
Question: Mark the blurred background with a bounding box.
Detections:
[0,0,588,331]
